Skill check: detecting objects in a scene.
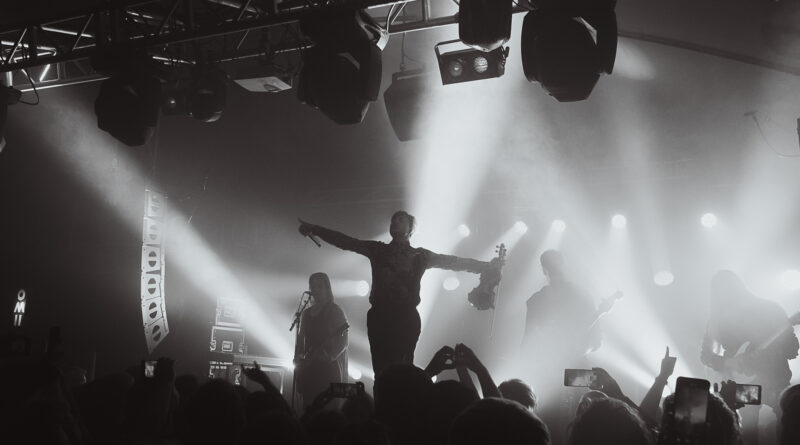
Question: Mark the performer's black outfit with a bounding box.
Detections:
[295,299,348,406]
[304,225,489,376]
[701,294,798,408]
[700,271,799,445]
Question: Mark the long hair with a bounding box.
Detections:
[310,272,334,304]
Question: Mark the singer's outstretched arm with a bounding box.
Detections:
[298,220,377,257]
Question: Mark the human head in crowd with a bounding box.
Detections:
[568,397,653,445]
[449,397,550,445]
[574,389,608,418]
[779,384,800,445]
[662,392,742,445]
[498,378,537,411]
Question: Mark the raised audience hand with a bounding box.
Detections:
[298,218,313,236]
[426,346,457,377]
[714,380,745,411]
[658,347,677,381]
[241,361,268,384]
[454,343,483,371]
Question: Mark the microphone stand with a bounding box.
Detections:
[290,291,311,411]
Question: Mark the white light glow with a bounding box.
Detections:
[654,271,674,286]
[701,213,718,228]
[39,64,51,82]
[513,221,528,234]
[443,276,460,291]
[552,219,566,232]
[457,224,471,238]
[611,214,627,229]
[356,280,370,297]
[781,270,800,291]
[348,365,362,380]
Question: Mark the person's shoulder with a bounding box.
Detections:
[329,302,348,320]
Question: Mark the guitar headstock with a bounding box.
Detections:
[598,291,623,314]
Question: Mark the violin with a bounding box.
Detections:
[467,244,506,311]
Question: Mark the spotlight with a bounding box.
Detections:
[781,270,800,291]
[514,221,529,234]
[520,0,617,102]
[458,0,512,52]
[552,219,566,232]
[435,40,509,85]
[611,214,627,229]
[298,8,384,124]
[654,271,674,286]
[0,85,21,152]
[383,69,437,141]
[700,213,718,228]
[188,64,227,123]
[92,48,161,146]
[348,365,362,380]
[443,277,461,291]
[457,224,471,238]
[356,280,370,297]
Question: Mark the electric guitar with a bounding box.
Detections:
[709,311,800,384]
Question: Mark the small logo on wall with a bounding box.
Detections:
[13,289,26,327]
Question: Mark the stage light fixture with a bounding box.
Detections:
[383,69,437,141]
[0,85,21,153]
[520,0,617,102]
[612,214,627,229]
[92,49,161,146]
[514,221,529,234]
[700,213,718,228]
[188,64,227,123]
[458,0,512,52]
[457,224,471,238]
[298,8,385,124]
[552,219,566,232]
[443,277,461,291]
[435,40,509,85]
[654,271,674,286]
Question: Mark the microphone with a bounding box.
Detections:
[306,233,322,247]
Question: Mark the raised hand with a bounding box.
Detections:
[426,345,456,377]
[658,347,677,380]
[714,380,744,411]
[454,343,482,371]
[298,218,313,237]
[241,361,268,384]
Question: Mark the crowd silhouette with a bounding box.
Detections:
[3,329,800,445]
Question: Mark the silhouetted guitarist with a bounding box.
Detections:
[701,270,799,445]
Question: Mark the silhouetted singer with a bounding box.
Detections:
[298,211,494,376]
